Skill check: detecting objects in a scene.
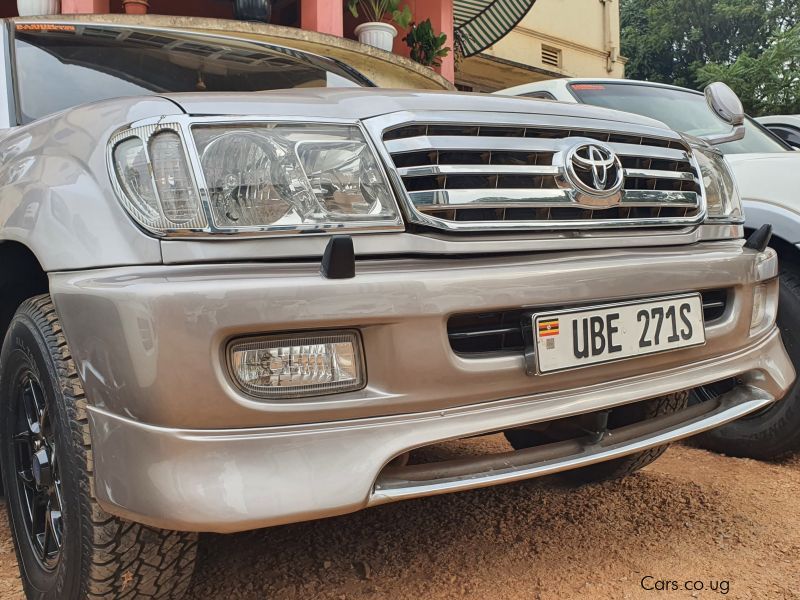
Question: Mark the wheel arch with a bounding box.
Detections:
[742,200,800,266]
[0,241,49,346]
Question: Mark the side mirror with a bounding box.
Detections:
[701,82,746,145]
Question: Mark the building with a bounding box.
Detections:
[457,0,626,92]
[4,0,624,90]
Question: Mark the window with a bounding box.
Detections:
[523,91,557,101]
[764,125,800,149]
[455,81,494,93]
[569,82,790,155]
[541,45,562,69]
[13,24,370,124]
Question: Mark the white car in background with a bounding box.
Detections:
[498,78,800,460]
[756,115,800,149]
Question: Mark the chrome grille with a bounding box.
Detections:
[369,114,706,232]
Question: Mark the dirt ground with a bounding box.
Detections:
[0,443,798,599]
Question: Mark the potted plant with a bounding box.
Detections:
[347,0,412,52]
[122,0,148,14]
[233,0,272,22]
[403,19,451,68]
[17,0,60,15]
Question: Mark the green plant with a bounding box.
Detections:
[347,0,413,29]
[403,19,451,67]
[620,0,800,114]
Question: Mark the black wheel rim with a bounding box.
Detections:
[12,371,64,570]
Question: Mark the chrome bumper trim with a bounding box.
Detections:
[370,385,773,505]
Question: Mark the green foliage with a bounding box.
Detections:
[403,19,451,67]
[620,0,799,115]
[697,25,800,115]
[347,0,412,29]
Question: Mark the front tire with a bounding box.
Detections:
[0,296,198,599]
[692,265,800,459]
[505,392,689,484]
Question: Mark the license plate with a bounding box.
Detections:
[533,294,705,374]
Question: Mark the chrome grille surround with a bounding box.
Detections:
[362,111,707,232]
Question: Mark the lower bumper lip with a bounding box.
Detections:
[370,384,773,505]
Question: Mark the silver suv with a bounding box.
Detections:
[0,18,793,600]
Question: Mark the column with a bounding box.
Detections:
[301,0,345,37]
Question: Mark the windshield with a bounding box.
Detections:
[569,82,789,155]
[13,23,370,124]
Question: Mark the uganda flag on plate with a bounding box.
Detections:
[538,319,560,337]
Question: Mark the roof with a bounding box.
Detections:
[499,77,706,98]
[756,115,800,125]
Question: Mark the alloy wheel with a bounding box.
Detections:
[12,371,64,570]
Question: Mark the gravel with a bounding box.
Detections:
[0,443,798,599]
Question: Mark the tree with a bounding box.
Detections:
[697,25,800,115]
[620,0,800,115]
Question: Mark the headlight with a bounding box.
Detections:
[693,146,743,222]
[110,122,402,236]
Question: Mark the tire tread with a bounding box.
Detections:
[693,262,800,459]
[566,391,690,482]
[11,295,197,599]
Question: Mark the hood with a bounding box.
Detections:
[164,88,676,131]
[724,152,800,204]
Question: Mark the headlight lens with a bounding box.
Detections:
[693,146,743,222]
[111,123,401,236]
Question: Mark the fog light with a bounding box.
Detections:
[228,331,365,399]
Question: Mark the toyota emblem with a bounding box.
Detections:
[565,142,624,200]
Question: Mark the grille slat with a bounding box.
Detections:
[410,189,699,211]
[385,135,690,163]
[380,118,705,230]
[397,164,561,177]
[620,190,698,207]
[624,168,697,181]
[385,135,563,155]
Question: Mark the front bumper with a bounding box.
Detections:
[49,241,793,532]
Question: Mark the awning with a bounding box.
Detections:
[454,0,537,57]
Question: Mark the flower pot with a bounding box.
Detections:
[233,0,272,23]
[122,0,148,14]
[16,0,60,16]
[354,22,397,52]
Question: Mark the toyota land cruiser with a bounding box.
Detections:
[0,17,792,600]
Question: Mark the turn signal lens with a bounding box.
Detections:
[149,131,202,225]
[750,281,778,337]
[112,128,208,233]
[228,331,365,399]
[112,137,162,225]
[750,284,767,334]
